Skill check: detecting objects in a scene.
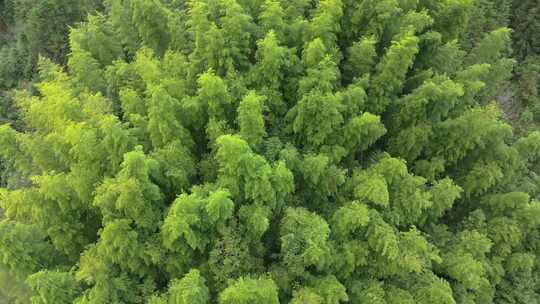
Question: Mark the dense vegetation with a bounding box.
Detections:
[0,0,539,303]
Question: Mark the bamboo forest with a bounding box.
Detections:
[0,0,539,303]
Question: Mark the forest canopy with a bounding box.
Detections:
[0,0,540,303]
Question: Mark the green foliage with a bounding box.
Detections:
[1,0,540,303]
[132,0,171,56]
[0,0,102,92]
[27,270,81,304]
[0,221,57,277]
[238,91,266,148]
[162,188,234,252]
[461,0,511,50]
[152,269,210,304]
[510,0,540,61]
[280,207,331,275]
[0,266,31,304]
[219,277,279,304]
